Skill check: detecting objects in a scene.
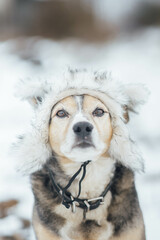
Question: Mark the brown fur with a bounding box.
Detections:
[33,209,62,240]
[110,219,145,240]
[33,206,145,240]
[123,105,129,123]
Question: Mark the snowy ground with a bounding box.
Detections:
[0,27,160,239]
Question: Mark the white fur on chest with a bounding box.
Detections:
[60,219,113,240]
[55,157,115,240]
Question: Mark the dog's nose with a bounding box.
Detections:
[73,122,93,138]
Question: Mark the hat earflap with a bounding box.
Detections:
[109,118,144,172]
[123,83,149,120]
[15,78,51,108]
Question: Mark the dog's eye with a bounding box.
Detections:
[56,110,68,118]
[92,108,104,117]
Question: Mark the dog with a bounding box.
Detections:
[14,69,148,240]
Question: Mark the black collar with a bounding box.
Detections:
[47,161,113,219]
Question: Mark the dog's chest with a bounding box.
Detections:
[54,185,113,240]
[55,158,115,239]
[61,222,113,240]
[57,199,113,240]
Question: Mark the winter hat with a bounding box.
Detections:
[13,68,149,174]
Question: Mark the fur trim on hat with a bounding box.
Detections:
[13,68,149,174]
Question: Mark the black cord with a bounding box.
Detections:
[61,161,91,207]
[63,161,89,192]
[47,160,113,213]
[47,161,91,209]
[77,161,90,198]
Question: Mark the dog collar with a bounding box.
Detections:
[47,161,113,219]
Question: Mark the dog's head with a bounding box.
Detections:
[14,69,149,174]
[49,95,112,163]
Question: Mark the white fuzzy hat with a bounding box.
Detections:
[13,68,149,174]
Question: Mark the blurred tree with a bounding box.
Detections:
[0,0,113,41]
[133,3,160,28]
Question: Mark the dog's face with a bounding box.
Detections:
[49,95,113,163]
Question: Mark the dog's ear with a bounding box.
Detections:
[123,84,149,123]
[15,78,50,108]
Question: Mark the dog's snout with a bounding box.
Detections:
[73,122,93,138]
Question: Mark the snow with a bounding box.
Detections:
[0,27,160,239]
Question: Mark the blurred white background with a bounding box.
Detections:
[0,0,160,239]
